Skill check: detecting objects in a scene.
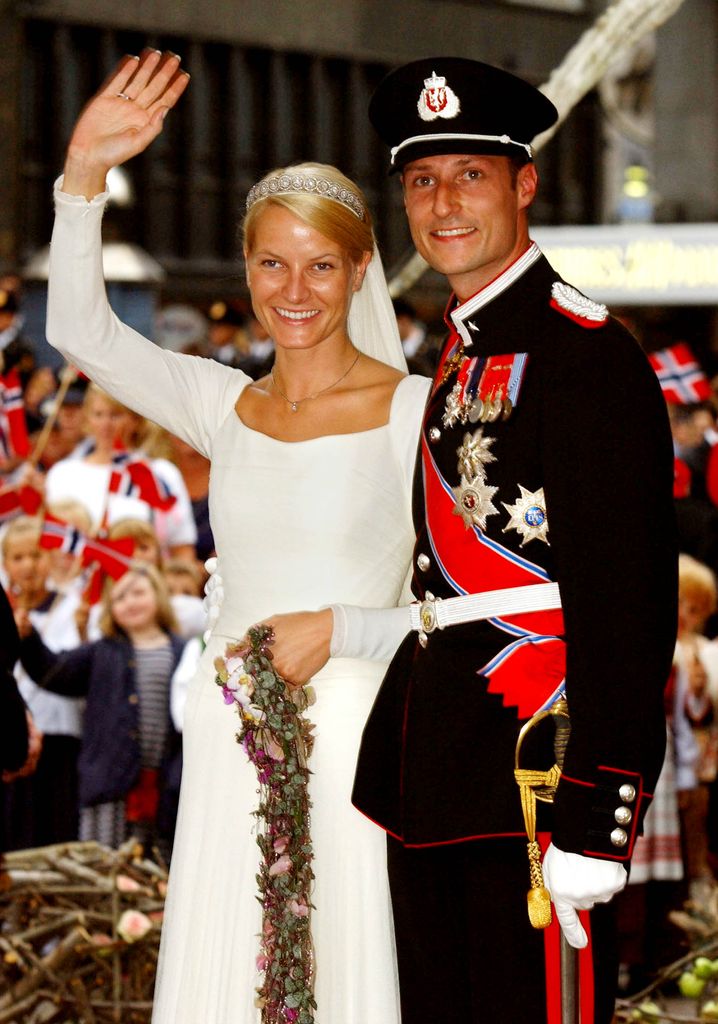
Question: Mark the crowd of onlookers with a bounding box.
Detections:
[0,277,241,861]
[614,391,718,991]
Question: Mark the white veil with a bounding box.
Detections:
[348,241,407,372]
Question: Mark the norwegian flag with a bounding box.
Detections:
[40,513,135,579]
[109,453,177,512]
[649,343,712,405]
[0,369,30,461]
[0,483,43,523]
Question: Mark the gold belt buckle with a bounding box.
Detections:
[418,591,439,648]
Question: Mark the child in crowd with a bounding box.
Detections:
[15,563,185,856]
[163,557,204,599]
[45,498,93,594]
[675,553,718,902]
[100,519,205,639]
[1,515,83,848]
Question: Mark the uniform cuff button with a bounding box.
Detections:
[610,827,628,847]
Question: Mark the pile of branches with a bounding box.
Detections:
[615,886,718,1022]
[0,840,167,1024]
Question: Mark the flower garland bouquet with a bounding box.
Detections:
[215,624,317,1024]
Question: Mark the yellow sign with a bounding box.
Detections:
[531,225,718,305]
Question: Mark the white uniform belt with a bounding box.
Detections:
[410,581,562,638]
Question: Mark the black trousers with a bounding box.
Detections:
[387,835,618,1024]
[1,734,80,851]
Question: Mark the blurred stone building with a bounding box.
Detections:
[0,0,715,327]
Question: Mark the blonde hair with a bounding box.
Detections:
[138,422,175,462]
[242,163,374,264]
[83,381,126,415]
[1,515,42,557]
[99,563,177,639]
[163,557,204,595]
[47,499,93,534]
[679,553,718,624]
[107,518,161,564]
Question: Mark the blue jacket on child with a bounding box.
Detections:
[19,629,185,809]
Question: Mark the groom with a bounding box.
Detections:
[352,57,677,1023]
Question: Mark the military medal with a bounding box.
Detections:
[456,428,496,479]
[437,334,465,387]
[468,352,528,424]
[452,475,499,530]
[443,355,486,427]
[502,485,549,546]
[442,381,465,428]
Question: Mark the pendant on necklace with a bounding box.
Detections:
[291,402,298,413]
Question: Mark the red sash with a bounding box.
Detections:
[422,436,566,717]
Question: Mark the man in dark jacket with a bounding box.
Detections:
[1,583,32,855]
[352,58,677,1024]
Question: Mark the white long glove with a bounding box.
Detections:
[542,843,627,948]
[202,556,223,643]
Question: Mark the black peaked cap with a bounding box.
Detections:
[369,57,558,173]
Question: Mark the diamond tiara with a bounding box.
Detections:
[245,173,366,220]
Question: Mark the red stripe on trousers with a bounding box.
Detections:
[538,832,595,1024]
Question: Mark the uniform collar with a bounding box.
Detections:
[448,242,542,348]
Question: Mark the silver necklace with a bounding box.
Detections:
[271,351,361,412]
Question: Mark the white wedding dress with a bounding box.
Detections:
[47,186,430,1024]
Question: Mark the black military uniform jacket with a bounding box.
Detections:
[352,243,677,863]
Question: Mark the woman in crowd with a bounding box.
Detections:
[45,50,428,1024]
[44,383,197,559]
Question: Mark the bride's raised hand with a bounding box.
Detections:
[63,49,190,200]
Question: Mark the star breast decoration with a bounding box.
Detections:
[456,428,496,480]
[452,475,500,531]
[502,485,549,546]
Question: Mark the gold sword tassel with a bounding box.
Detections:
[514,697,571,930]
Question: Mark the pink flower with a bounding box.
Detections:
[116,909,152,943]
[287,898,309,917]
[115,874,141,893]
[273,836,290,854]
[284,1009,299,1022]
[256,954,269,971]
[266,737,285,762]
[268,853,292,877]
[263,918,275,937]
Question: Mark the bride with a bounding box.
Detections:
[47,49,430,1023]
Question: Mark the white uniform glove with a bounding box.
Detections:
[202,556,223,644]
[542,843,627,948]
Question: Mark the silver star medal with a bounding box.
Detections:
[442,381,466,428]
[502,486,549,546]
[452,475,499,530]
[456,428,496,479]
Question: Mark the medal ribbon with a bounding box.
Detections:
[477,353,517,406]
[507,352,529,406]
